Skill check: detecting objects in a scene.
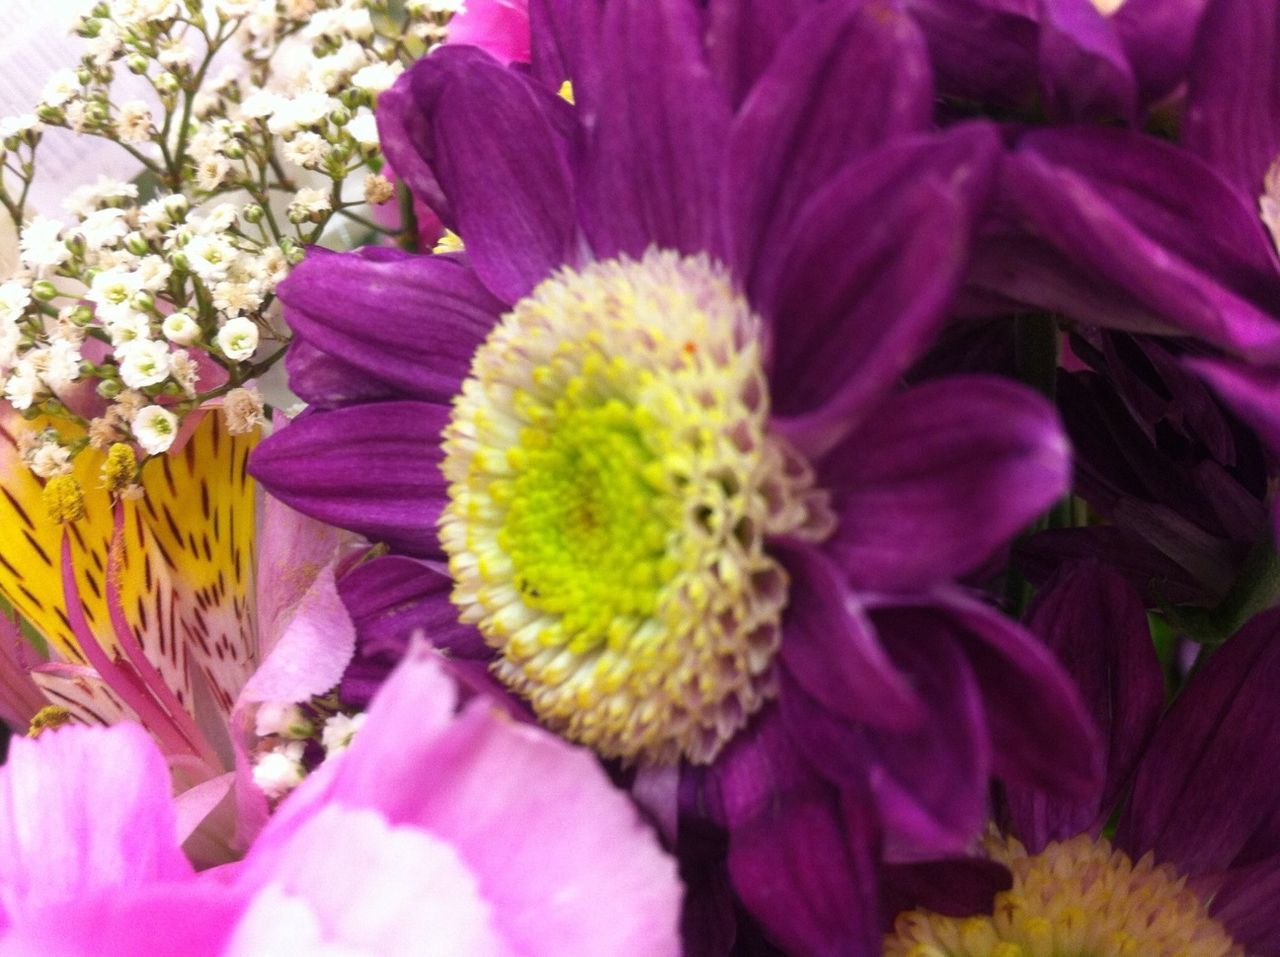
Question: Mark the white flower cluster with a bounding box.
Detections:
[0,0,459,477]
[250,698,367,801]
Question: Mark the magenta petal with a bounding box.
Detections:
[1187,356,1280,456]
[1112,0,1211,103]
[446,0,531,65]
[284,334,405,410]
[761,125,999,454]
[249,402,450,558]
[1037,0,1136,123]
[0,724,191,915]
[1185,0,1280,199]
[577,0,732,260]
[706,0,816,107]
[902,0,1039,110]
[527,0,604,103]
[1117,608,1280,876]
[277,248,502,405]
[724,0,931,283]
[822,375,1070,592]
[776,543,923,729]
[1208,859,1280,954]
[1006,561,1162,851]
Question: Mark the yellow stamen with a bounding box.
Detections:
[101,442,138,496]
[42,475,85,523]
[884,833,1243,957]
[558,80,575,105]
[27,704,73,737]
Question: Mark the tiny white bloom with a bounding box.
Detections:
[320,712,366,757]
[352,61,403,95]
[42,340,82,390]
[107,312,153,348]
[196,155,232,192]
[117,338,172,389]
[132,404,179,455]
[162,312,200,346]
[19,216,68,268]
[238,90,281,121]
[184,234,236,282]
[114,100,153,144]
[255,702,313,739]
[40,69,80,109]
[346,113,379,148]
[28,443,71,478]
[282,131,328,169]
[5,362,43,410]
[267,91,336,136]
[0,115,40,139]
[217,317,259,361]
[289,186,331,219]
[75,208,130,250]
[252,742,306,800]
[0,281,31,324]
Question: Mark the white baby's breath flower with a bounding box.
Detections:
[41,340,82,390]
[161,311,200,346]
[132,404,179,455]
[0,319,21,371]
[212,280,263,315]
[169,349,199,395]
[107,312,152,348]
[289,186,331,219]
[75,208,130,251]
[266,91,335,136]
[223,386,264,435]
[19,217,68,268]
[0,281,32,324]
[87,269,142,323]
[28,442,71,478]
[217,316,259,361]
[200,203,240,234]
[321,712,366,757]
[346,113,379,148]
[252,741,306,800]
[117,338,172,389]
[352,61,403,95]
[5,361,43,411]
[196,155,233,192]
[255,702,312,739]
[238,90,281,121]
[184,234,237,282]
[40,69,80,109]
[136,255,172,292]
[157,39,196,69]
[114,101,154,144]
[282,131,327,169]
[0,115,40,139]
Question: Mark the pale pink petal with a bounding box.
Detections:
[231,806,508,957]
[0,618,48,732]
[258,645,682,957]
[0,724,191,920]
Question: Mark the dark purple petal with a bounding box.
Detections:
[576,0,731,260]
[776,543,923,730]
[858,630,991,861]
[1188,357,1280,456]
[285,335,405,410]
[717,715,879,957]
[1037,0,1136,124]
[249,401,449,559]
[1185,0,1280,199]
[384,48,577,303]
[761,125,1000,456]
[528,0,604,105]
[902,0,1039,111]
[1208,859,1280,954]
[377,67,451,221]
[878,856,1011,927]
[706,0,817,107]
[821,375,1070,592]
[277,247,501,405]
[972,129,1280,358]
[1005,561,1162,851]
[1116,608,1280,876]
[1112,0,1211,104]
[885,593,1102,799]
[725,0,931,283]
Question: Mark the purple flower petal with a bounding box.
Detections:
[706,0,817,107]
[821,375,1070,592]
[878,856,1011,925]
[857,628,991,860]
[384,48,578,303]
[1188,356,1280,456]
[760,124,1000,455]
[716,712,879,957]
[1112,0,1211,104]
[1185,0,1280,199]
[776,543,923,730]
[724,0,931,284]
[1037,0,1136,123]
[576,0,731,260]
[1208,858,1280,954]
[1005,561,1162,851]
[277,248,501,406]
[889,592,1101,799]
[1116,608,1280,876]
[527,0,604,106]
[249,402,450,559]
[376,66,451,223]
[284,335,406,410]
[973,129,1280,358]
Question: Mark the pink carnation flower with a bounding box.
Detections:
[0,645,682,956]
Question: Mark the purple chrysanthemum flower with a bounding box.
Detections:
[251,0,1097,950]
[886,561,1280,955]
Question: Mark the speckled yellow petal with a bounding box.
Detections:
[0,406,258,719]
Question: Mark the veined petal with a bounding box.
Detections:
[0,407,258,724]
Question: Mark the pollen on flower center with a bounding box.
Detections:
[884,833,1243,957]
[439,249,833,764]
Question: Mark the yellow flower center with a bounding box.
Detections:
[440,249,833,764]
[1091,0,1127,13]
[884,834,1243,957]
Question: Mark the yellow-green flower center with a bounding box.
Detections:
[884,833,1243,957]
[440,249,833,764]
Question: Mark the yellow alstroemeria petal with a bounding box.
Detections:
[0,406,258,719]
